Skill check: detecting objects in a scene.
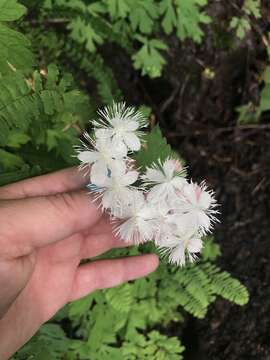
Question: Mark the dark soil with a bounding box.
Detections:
[105,1,270,358]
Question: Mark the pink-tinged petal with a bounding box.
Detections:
[121,170,139,186]
[91,161,110,187]
[123,132,141,151]
[95,128,113,139]
[187,237,202,253]
[182,184,197,205]
[78,151,98,164]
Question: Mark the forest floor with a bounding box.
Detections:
[103,2,270,358]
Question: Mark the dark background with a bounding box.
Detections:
[98,2,270,358]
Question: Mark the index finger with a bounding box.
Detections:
[0,167,89,200]
[0,190,102,258]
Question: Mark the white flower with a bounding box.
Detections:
[160,227,203,267]
[94,102,147,152]
[77,136,127,183]
[142,158,187,203]
[176,182,218,234]
[115,191,156,244]
[145,199,177,247]
[91,161,139,216]
[75,102,219,267]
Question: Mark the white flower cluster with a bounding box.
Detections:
[77,103,218,266]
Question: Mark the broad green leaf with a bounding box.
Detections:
[0,23,34,72]
[0,0,26,21]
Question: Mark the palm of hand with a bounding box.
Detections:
[0,168,158,359]
[22,217,122,323]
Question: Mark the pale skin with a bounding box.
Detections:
[0,168,159,359]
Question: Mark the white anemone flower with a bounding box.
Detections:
[115,191,156,244]
[177,182,218,234]
[142,158,187,203]
[93,102,147,152]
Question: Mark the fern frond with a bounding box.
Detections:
[0,66,88,147]
[105,283,132,313]
[202,263,249,305]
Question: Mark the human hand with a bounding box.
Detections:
[0,168,159,359]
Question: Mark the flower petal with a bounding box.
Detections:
[95,128,113,139]
[199,191,213,210]
[143,168,165,183]
[111,136,128,158]
[169,243,186,266]
[91,161,110,187]
[163,159,176,179]
[187,236,202,253]
[78,151,98,164]
[121,170,139,186]
[197,210,211,231]
[123,132,141,151]
[125,120,139,131]
[147,184,166,203]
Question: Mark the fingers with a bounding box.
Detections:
[80,232,131,259]
[43,230,130,264]
[0,254,36,319]
[0,190,102,258]
[69,254,159,301]
[0,167,89,200]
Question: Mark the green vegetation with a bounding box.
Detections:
[0,0,257,358]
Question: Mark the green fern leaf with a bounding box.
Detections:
[134,125,178,170]
[174,0,211,43]
[105,283,132,313]
[160,0,177,34]
[132,36,168,78]
[203,263,249,305]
